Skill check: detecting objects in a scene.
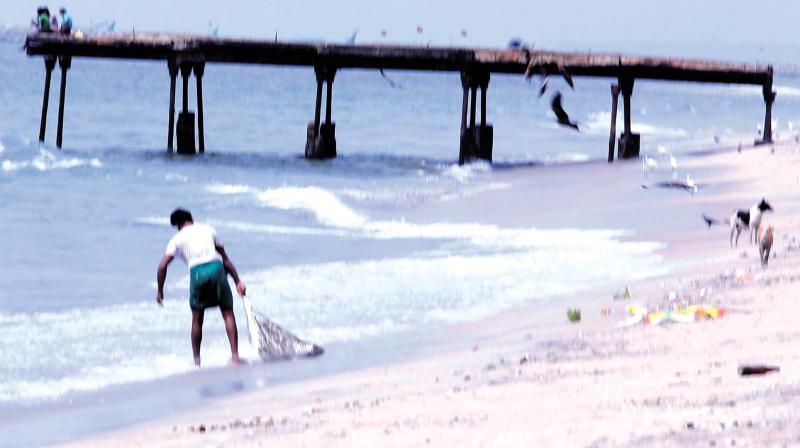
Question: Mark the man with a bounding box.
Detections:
[156,208,247,366]
[59,8,73,35]
[37,8,52,33]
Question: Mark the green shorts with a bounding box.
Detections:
[189,260,233,311]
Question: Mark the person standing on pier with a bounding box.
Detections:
[156,208,247,367]
[36,8,52,33]
[50,10,59,33]
[59,8,73,35]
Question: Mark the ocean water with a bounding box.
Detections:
[2,41,800,407]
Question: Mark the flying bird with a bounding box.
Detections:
[551,92,579,131]
[558,66,575,89]
[538,75,549,97]
[379,68,401,89]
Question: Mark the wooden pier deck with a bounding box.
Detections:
[25,33,776,162]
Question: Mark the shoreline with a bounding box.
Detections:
[22,139,800,446]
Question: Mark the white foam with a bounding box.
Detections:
[254,186,659,254]
[0,141,4,154]
[0,299,249,404]
[775,85,800,97]
[258,186,367,229]
[211,219,351,237]
[442,161,492,183]
[206,183,253,195]
[244,244,669,345]
[439,182,512,201]
[1,149,102,173]
[164,173,189,183]
[541,152,591,165]
[133,216,351,237]
[585,111,687,137]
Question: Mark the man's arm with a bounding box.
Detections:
[156,255,174,306]
[216,244,246,297]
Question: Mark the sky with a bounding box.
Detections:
[6,0,800,62]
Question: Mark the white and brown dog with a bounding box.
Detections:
[730,199,773,247]
[702,198,773,247]
[758,224,774,267]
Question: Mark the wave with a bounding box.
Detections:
[584,111,687,137]
[258,186,368,229]
[205,183,253,194]
[0,300,243,404]
[1,149,102,173]
[541,152,591,165]
[133,216,352,237]
[442,160,492,183]
[253,185,661,251]
[243,244,669,346]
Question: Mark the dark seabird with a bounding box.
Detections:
[551,92,579,131]
[379,68,401,88]
[537,75,549,97]
[560,69,575,89]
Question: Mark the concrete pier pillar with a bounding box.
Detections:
[325,75,333,126]
[459,68,492,164]
[617,76,640,159]
[480,83,487,128]
[756,71,776,145]
[39,56,57,143]
[469,85,477,129]
[176,62,196,154]
[56,55,71,149]
[313,76,323,130]
[608,84,621,162]
[167,59,178,152]
[305,64,337,159]
[194,62,206,153]
[460,83,469,133]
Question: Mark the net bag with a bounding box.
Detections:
[242,297,324,360]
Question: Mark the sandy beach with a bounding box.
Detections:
[61,140,800,447]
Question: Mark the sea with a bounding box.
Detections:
[1,39,800,431]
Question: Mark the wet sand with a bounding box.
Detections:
[64,140,800,447]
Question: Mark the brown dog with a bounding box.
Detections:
[758,224,774,267]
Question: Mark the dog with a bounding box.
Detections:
[730,198,772,247]
[758,224,774,267]
[702,198,773,247]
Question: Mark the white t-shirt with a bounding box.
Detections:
[165,223,223,269]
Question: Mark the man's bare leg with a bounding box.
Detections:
[191,309,204,366]
[221,308,240,364]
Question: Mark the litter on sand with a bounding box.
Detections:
[617,303,725,327]
[613,286,632,300]
[242,297,324,360]
[738,365,780,376]
[567,308,582,323]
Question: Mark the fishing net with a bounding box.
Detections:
[242,297,324,360]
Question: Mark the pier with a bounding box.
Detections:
[25,33,775,163]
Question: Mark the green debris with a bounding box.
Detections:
[567,308,582,323]
[613,286,632,300]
